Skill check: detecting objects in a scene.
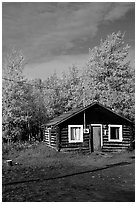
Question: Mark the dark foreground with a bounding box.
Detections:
[2,143,135,202]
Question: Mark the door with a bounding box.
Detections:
[92,125,101,151]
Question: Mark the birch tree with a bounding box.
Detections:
[83,31,135,120]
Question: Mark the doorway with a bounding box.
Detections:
[91,124,102,151]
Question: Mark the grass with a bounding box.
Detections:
[2,141,40,159]
[2,142,135,202]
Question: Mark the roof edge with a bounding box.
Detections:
[45,102,133,127]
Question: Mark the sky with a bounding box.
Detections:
[2,2,135,80]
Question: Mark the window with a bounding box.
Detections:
[68,125,83,143]
[108,125,122,142]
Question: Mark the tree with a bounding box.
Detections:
[43,72,65,118]
[3,49,24,141]
[29,79,48,141]
[2,49,35,142]
[59,65,83,111]
[83,31,135,120]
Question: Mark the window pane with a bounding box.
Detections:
[76,127,80,140]
[110,127,119,139]
[71,127,81,141]
[71,128,75,140]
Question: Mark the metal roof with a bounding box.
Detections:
[44,102,133,127]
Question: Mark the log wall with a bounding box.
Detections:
[102,125,132,152]
[44,128,57,149]
[59,125,90,153]
[44,124,133,153]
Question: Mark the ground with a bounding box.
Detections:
[2,142,135,202]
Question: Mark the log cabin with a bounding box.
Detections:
[43,102,134,153]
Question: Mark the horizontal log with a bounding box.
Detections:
[44,139,49,142]
[103,143,130,147]
[123,132,131,135]
[61,129,68,133]
[122,141,131,144]
[60,147,89,151]
[45,134,49,136]
[123,130,130,133]
[123,132,131,134]
[103,144,123,147]
[103,139,108,142]
[123,136,131,139]
[45,138,49,141]
[61,135,68,139]
[61,127,68,130]
[123,127,130,130]
[102,149,127,152]
[50,136,56,139]
[103,136,108,139]
[102,146,128,149]
[50,133,56,135]
[60,139,68,142]
[61,144,82,148]
[123,126,130,129]
[50,143,56,146]
[50,140,56,144]
[44,135,49,137]
[104,140,130,143]
[61,136,68,139]
[50,138,56,141]
[61,130,68,134]
[123,134,131,137]
[45,132,49,134]
[123,133,131,135]
[61,132,68,135]
[61,132,68,136]
[84,135,90,139]
[50,142,56,145]
[50,139,56,143]
[123,139,131,142]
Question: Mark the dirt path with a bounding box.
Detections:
[3,161,135,202]
[2,160,132,186]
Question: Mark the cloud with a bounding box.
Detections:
[3,2,134,64]
[104,2,134,21]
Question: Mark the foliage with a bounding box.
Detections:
[83,31,135,120]
[2,49,47,142]
[2,49,27,142]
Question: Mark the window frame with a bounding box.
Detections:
[108,124,122,142]
[68,125,83,143]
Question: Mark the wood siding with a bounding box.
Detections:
[44,128,57,149]
[44,128,50,145]
[102,125,132,152]
[60,125,90,153]
[59,124,132,152]
[44,124,132,153]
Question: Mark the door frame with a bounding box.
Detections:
[91,124,103,148]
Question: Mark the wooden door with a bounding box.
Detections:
[92,126,101,151]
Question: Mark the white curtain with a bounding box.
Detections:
[71,127,81,140]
